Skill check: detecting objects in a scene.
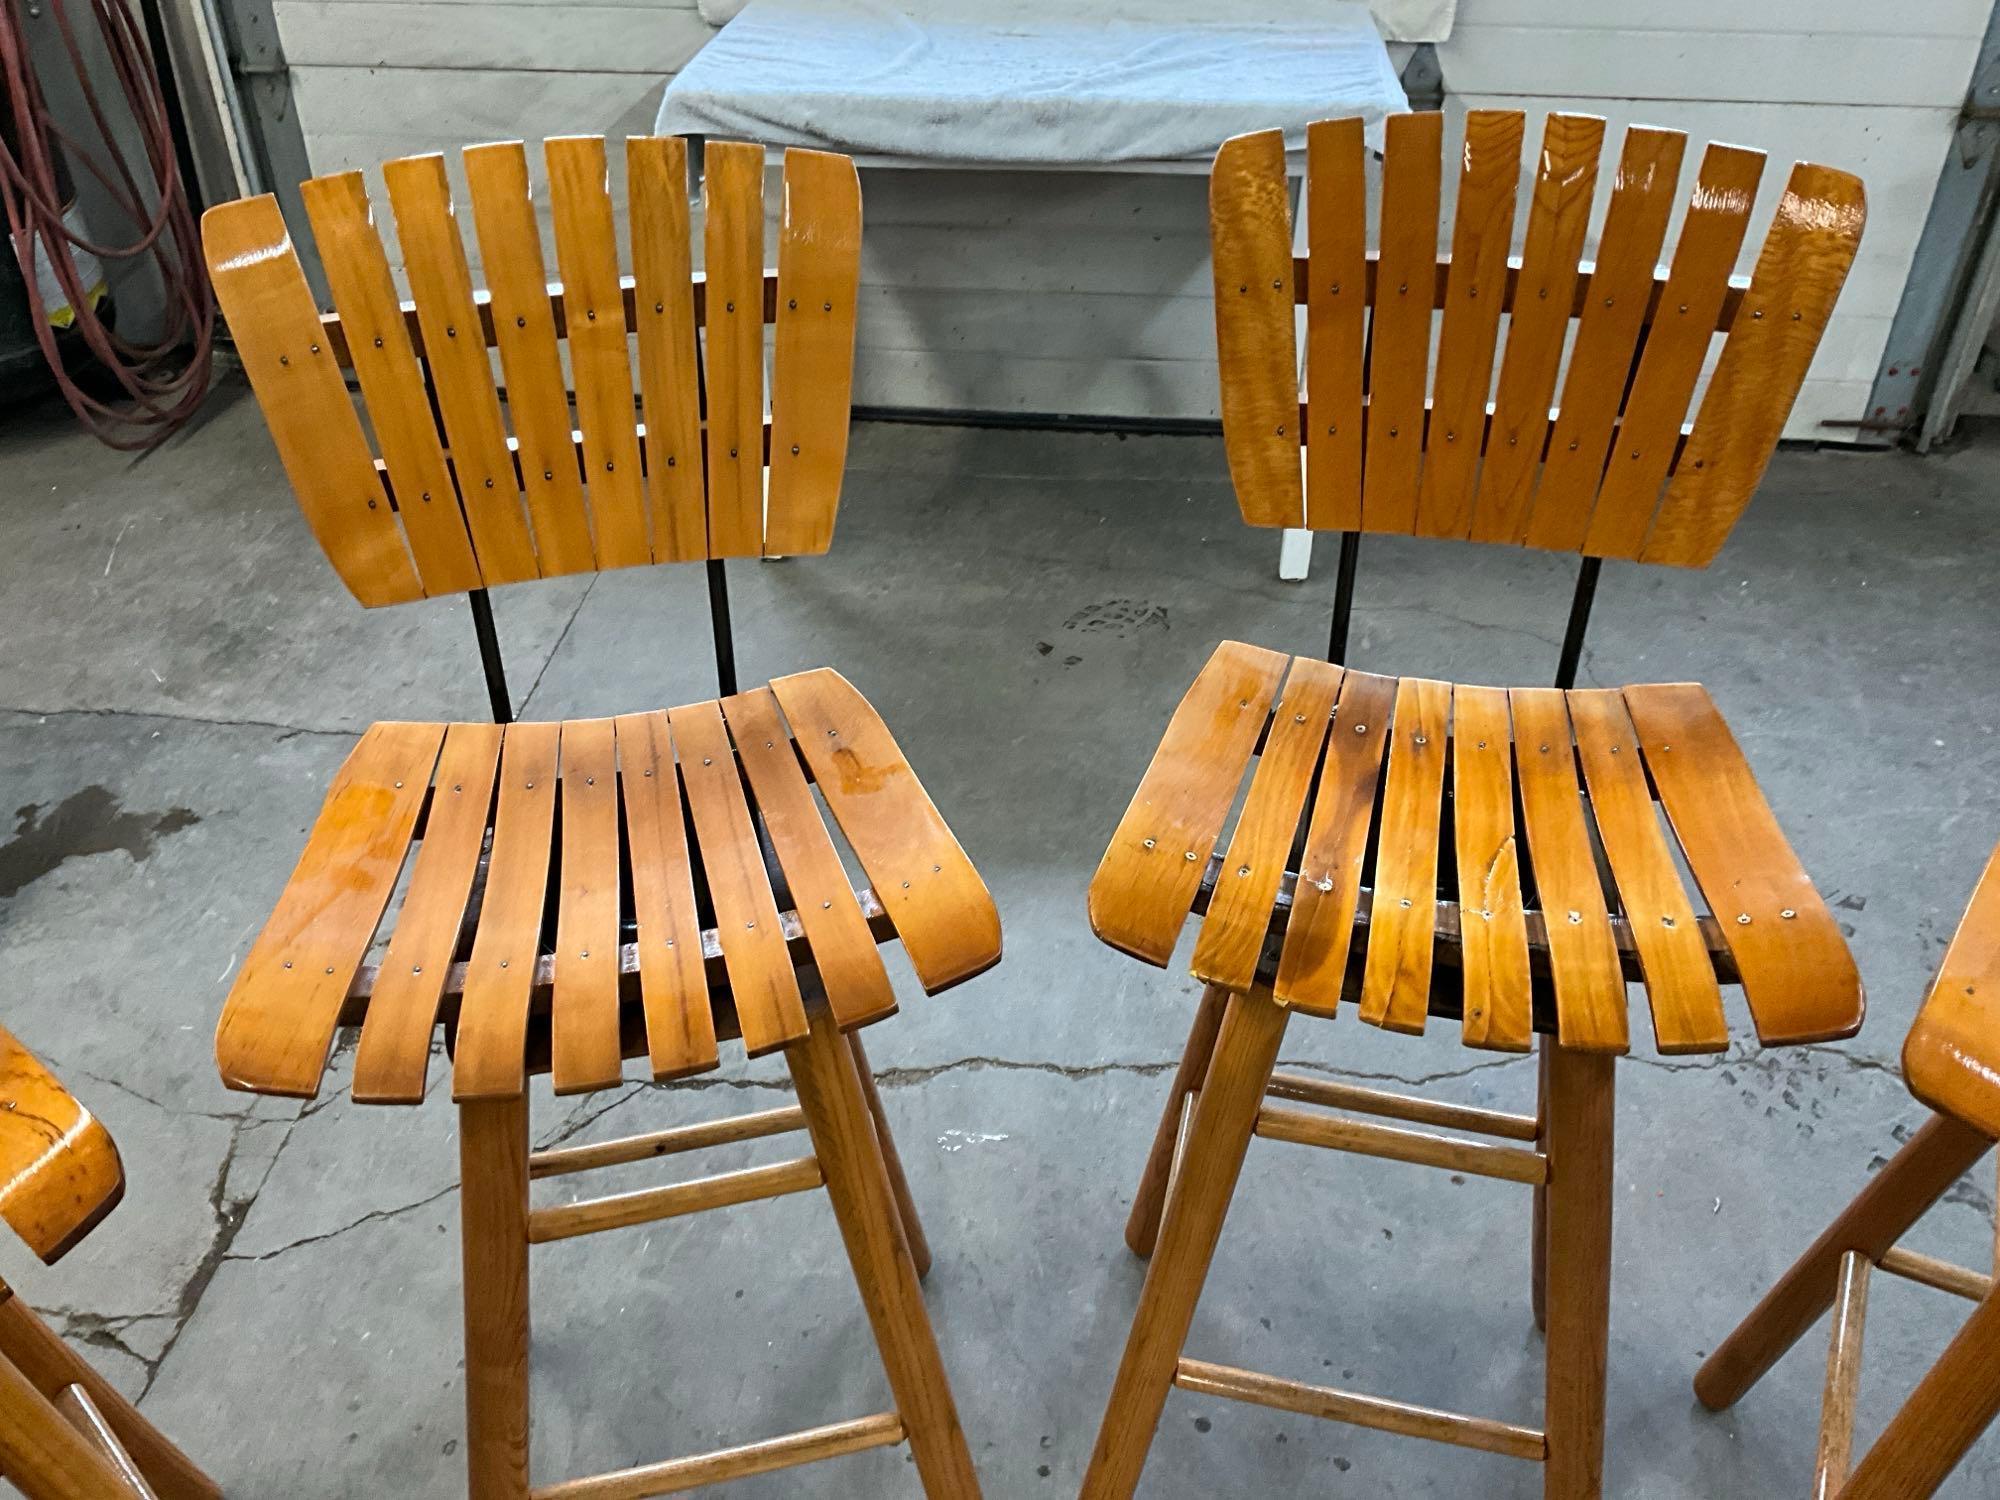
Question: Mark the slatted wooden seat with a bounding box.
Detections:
[1696,839,2000,1498]
[1080,112,1867,1500]
[203,137,994,1499]
[0,1025,221,1499]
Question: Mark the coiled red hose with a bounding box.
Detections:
[0,0,212,449]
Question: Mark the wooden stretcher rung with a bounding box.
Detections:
[528,1106,807,1180]
[1255,1103,1548,1185]
[527,1155,822,1243]
[54,1384,158,1499]
[530,1411,906,1500]
[1266,1072,1540,1142]
[1816,1249,1871,1495]
[1174,1357,1547,1462]
[318,272,782,369]
[1877,1245,1993,1303]
[1284,252,1745,330]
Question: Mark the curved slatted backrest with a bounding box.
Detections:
[1904,839,2000,1140]
[1213,112,1865,568]
[202,138,862,606]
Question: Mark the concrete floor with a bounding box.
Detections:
[1,374,1998,1497]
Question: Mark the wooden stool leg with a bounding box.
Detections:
[1543,1045,1616,1500]
[787,1010,980,1499]
[1839,1284,2000,1500]
[460,1095,531,1500]
[1694,1112,1992,1411]
[0,1295,217,1500]
[1124,983,1229,1257]
[1531,1041,1552,1333]
[0,1352,138,1500]
[1081,986,1290,1500]
[850,1033,933,1279]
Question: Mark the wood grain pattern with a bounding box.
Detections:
[1524,127,1687,554]
[724,686,897,1030]
[300,170,483,595]
[1273,669,1396,1018]
[1644,164,1868,567]
[669,700,808,1054]
[1191,657,1341,993]
[353,721,503,1103]
[0,1027,123,1264]
[452,721,560,1100]
[1088,641,1288,967]
[462,141,597,576]
[545,136,650,570]
[381,153,540,585]
[1451,685,1533,1052]
[201,196,422,606]
[613,710,718,1080]
[1362,111,1443,536]
[1357,676,1452,1034]
[774,667,1001,994]
[625,135,708,563]
[1583,143,1765,559]
[1542,1046,1617,1498]
[1211,129,1302,529]
[1415,109,1524,539]
[1904,839,2000,1139]
[1469,113,1604,545]
[550,716,623,1094]
[766,148,863,558]
[1624,683,1862,1046]
[1304,117,1366,532]
[1509,690,1629,1053]
[217,722,441,1097]
[1567,689,1727,1054]
[702,141,768,559]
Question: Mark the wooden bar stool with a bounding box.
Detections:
[1697,838,2000,1498]
[1079,112,1868,1499]
[0,1023,220,1498]
[201,137,996,1498]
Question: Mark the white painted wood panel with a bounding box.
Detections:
[274,2,712,72]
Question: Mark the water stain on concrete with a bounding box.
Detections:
[0,788,200,900]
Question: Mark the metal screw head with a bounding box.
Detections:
[585,309,596,321]
[729,447,738,458]
[447,325,457,337]
[725,301,734,312]
[500,959,509,968]
[1294,713,1307,723]
[1414,734,1427,746]
[1568,440,1579,451]
[824,301,832,312]
[1737,913,1752,925]
[655,302,664,314]
[1353,723,1367,734]
[1780,908,1797,920]
[310,343,320,354]
[516,316,526,328]
[702,757,712,766]
[1238,865,1251,877]
[791,445,800,455]
[485,477,495,488]
[373,336,383,348]
[1184,850,1198,862]
[1567,911,1582,924]
[543,469,554,481]
[586,776,595,785]
[1662,915,1676,928]
[1142,838,1156,849]
[1388,427,1399,438]
[279,355,289,366]
[1400,898,1413,908]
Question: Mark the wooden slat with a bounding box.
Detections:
[1469,113,1604,545]
[765,148,863,558]
[1524,127,1687,554]
[1568,692,1728,1056]
[1304,117,1367,533]
[772,667,1001,993]
[724,686,897,1030]
[0,1028,123,1264]
[462,141,597,575]
[613,710,718,1079]
[381,154,540,585]
[1624,683,1862,1046]
[551,717,624,1094]
[300,171,483,596]
[1644,164,1868,567]
[1567,690,1727,1054]
[626,136,708,563]
[1509,690,1629,1052]
[1357,677,1452,1034]
[353,721,504,1103]
[1362,111,1443,536]
[669,700,808,1053]
[1904,841,2000,1138]
[200,196,421,606]
[1088,641,1289,967]
[1192,658,1342,993]
[702,141,767,559]
[1584,143,1765,560]
[1273,669,1397,1017]
[452,722,561,1100]
[1452,685,1533,1052]
[544,136,650,570]
[217,723,442,1097]
[1211,128,1302,530]
[1415,109,1525,539]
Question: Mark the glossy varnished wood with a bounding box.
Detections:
[0,1029,122,1265]
[1303,117,1366,532]
[1362,111,1442,535]
[702,141,768,559]
[1451,686,1532,1051]
[625,136,708,563]
[1357,677,1452,1034]
[1211,129,1303,529]
[1903,841,2000,1138]
[550,717,623,1094]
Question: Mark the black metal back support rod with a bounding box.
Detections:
[468,587,512,724]
[1326,530,1362,664]
[707,558,740,699]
